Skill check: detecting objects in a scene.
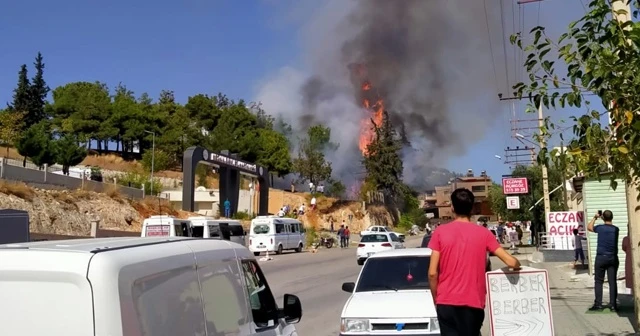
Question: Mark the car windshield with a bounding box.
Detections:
[356,256,430,292]
[361,234,389,243]
[252,224,270,234]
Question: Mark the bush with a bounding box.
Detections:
[141,150,172,172]
[232,211,252,220]
[327,179,346,198]
[305,225,317,247]
[116,171,163,195]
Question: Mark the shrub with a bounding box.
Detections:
[232,211,252,220]
[116,172,163,196]
[305,225,317,247]
[0,180,34,201]
[327,179,346,198]
[141,150,172,172]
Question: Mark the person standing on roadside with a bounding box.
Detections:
[573,228,586,267]
[337,225,345,248]
[587,210,620,312]
[428,188,521,335]
[344,226,351,248]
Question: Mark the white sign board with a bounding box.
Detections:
[506,196,520,210]
[487,267,554,336]
[547,211,585,250]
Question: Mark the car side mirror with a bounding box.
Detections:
[341,282,355,293]
[281,294,302,324]
[399,238,405,243]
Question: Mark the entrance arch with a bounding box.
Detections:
[182,146,270,216]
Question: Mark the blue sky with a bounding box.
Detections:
[0,0,591,181]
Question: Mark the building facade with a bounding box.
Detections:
[423,169,494,219]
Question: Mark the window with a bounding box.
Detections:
[471,185,486,192]
[191,226,204,238]
[356,256,431,292]
[253,225,270,234]
[209,225,221,238]
[371,227,378,232]
[174,223,187,236]
[275,224,284,234]
[229,225,244,236]
[290,223,299,233]
[241,261,279,329]
[199,264,249,334]
[361,234,389,243]
[389,233,399,242]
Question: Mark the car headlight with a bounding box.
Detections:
[340,318,370,333]
[430,317,440,331]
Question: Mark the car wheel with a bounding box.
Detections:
[295,243,303,253]
[357,259,365,266]
[253,252,260,257]
[277,244,283,255]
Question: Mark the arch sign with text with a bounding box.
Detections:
[546,211,585,250]
[487,267,554,336]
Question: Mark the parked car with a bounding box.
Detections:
[340,248,439,335]
[420,232,492,272]
[360,225,405,241]
[357,232,404,265]
[0,237,302,336]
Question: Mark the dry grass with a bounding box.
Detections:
[72,189,95,200]
[0,146,23,160]
[105,184,125,203]
[81,154,141,172]
[0,180,35,201]
[131,197,179,219]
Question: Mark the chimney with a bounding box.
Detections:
[466,169,473,177]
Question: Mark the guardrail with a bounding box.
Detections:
[0,157,144,199]
[537,232,585,250]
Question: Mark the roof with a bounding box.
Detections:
[0,237,202,253]
[369,247,432,259]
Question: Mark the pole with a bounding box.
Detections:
[150,132,155,196]
[538,104,551,224]
[560,141,568,209]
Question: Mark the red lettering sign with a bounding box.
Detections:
[547,211,585,236]
[502,177,529,195]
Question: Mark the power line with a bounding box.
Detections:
[483,0,500,88]
[499,0,511,92]
[511,0,518,86]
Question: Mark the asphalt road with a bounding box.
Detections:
[259,235,423,336]
[259,234,526,336]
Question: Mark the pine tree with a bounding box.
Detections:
[11,64,30,114]
[363,110,404,197]
[27,52,49,128]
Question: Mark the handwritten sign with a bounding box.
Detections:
[487,267,554,336]
[547,211,584,250]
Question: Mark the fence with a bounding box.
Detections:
[537,231,585,250]
[0,157,144,199]
[30,229,141,241]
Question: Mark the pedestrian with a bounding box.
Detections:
[573,228,585,267]
[311,196,317,211]
[345,226,351,248]
[516,224,523,245]
[428,188,520,335]
[337,225,345,248]
[496,224,504,244]
[277,207,285,217]
[330,219,334,233]
[587,210,620,312]
[223,199,231,218]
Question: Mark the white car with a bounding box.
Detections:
[356,232,404,265]
[360,225,406,241]
[340,248,439,335]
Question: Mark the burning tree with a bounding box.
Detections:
[292,125,335,185]
[362,110,404,197]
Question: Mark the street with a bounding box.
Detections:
[260,235,423,336]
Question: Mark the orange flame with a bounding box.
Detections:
[359,98,384,156]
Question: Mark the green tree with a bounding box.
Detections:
[292,125,333,184]
[0,110,24,156]
[55,134,87,175]
[10,64,31,117]
[510,0,640,191]
[49,82,112,148]
[256,129,292,177]
[15,122,56,168]
[27,52,49,128]
[363,110,404,197]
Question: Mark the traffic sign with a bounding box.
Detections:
[502,177,529,194]
[506,196,520,209]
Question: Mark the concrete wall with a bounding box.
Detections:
[0,158,144,199]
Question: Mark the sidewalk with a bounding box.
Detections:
[534,261,636,335]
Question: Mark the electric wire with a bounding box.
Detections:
[499,0,511,93]
[483,0,500,89]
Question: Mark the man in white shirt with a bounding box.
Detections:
[277,208,285,217]
[310,197,317,210]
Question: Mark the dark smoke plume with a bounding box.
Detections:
[256,0,501,190]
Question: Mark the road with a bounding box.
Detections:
[260,235,423,336]
[260,234,524,336]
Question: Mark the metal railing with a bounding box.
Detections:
[537,232,584,250]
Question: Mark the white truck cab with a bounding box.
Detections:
[0,237,302,336]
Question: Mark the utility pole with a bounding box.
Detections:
[538,103,551,222]
[560,140,568,209]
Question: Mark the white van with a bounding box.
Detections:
[188,216,247,246]
[249,216,305,256]
[140,215,191,237]
[0,237,302,336]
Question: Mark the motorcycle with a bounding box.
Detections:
[313,236,335,249]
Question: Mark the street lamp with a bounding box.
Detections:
[494,155,502,160]
[144,130,155,196]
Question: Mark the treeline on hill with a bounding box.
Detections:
[0,53,346,196]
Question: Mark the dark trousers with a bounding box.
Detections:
[594,254,619,307]
[436,304,484,336]
[340,237,346,248]
[574,248,585,262]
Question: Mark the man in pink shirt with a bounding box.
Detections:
[428,188,520,335]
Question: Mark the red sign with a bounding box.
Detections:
[502,177,529,194]
[146,225,170,237]
[547,211,585,236]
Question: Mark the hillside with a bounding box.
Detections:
[0,180,196,236]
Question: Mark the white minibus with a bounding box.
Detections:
[140,215,191,237]
[188,216,247,246]
[249,216,305,256]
